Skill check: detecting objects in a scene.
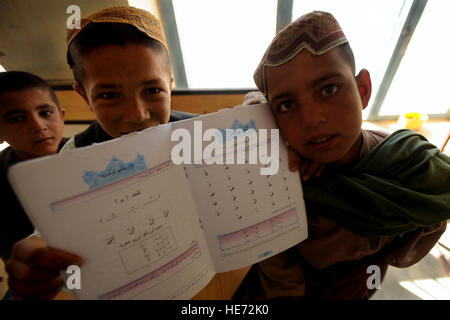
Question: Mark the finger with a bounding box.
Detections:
[11,236,82,270]
[287,147,300,171]
[5,257,59,283]
[299,159,312,181]
[316,163,326,177]
[29,247,82,271]
[11,236,48,261]
[8,275,64,300]
[303,161,321,181]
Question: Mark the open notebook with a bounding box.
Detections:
[8,103,308,300]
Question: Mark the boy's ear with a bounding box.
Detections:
[60,108,66,123]
[73,84,92,112]
[355,69,372,109]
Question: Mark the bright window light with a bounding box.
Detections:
[0,66,8,150]
[0,142,9,152]
[293,0,412,119]
[399,280,436,300]
[128,1,448,118]
[400,278,450,300]
[380,1,450,116]
[127,0,160,20]
[172,0,277,89]
[292,0,410,78]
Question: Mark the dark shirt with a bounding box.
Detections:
[0,138,69,261]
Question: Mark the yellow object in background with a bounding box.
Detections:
[397,112,429,130]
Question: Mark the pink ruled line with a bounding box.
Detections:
[51,160,172,212]
[98,242,200,300]
[217,208,298,251]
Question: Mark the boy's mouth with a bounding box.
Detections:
[305,134,338,151]
[307,134,335,144]
[34,137,54,145]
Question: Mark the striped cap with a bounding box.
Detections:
[254,11,348,96]
[66,6,168,51]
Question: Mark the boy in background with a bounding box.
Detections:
[62,6,196,150]
[0,71,66,262]
[238,11,450,299]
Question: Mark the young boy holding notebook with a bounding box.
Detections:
[5,6,196,299]
[236,11,450,300]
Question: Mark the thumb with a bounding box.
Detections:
[287,146,300,171]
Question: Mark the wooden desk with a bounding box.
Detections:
[0,259,8,299]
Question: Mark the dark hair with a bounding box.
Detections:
[67,23,172,88]
[337,43,356,75]
[0,71,60,108]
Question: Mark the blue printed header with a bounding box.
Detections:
[83,154,147,189]
[217,120,257,142]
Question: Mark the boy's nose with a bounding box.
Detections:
[31,115,47,133]
[125,98,150,123]
[299,102,327,128]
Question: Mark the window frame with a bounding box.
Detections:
[158,0,447,120]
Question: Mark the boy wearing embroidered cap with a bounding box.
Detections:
[5,6,195,299]
[237,11,450,299]
[62,6,195,148]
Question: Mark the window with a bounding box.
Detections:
[172,0,277,89]
[0,142,9,152]
[292,0,412,120]
[130,0,446,119]
[379,0,450,117]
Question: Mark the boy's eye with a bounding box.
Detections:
[320,84,339,97]
[98,92,120,100]
[40,110,53,117]
[8,115,24,123]
[144,88,161,95]
[276,100,294,113]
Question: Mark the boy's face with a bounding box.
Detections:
[0,88,65,160]
[75,43,172,138]
[266,48,371,165]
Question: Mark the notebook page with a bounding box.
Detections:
[172,104,308,272]
[8,125,214,300]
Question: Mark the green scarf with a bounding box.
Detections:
[303,129,450,237]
